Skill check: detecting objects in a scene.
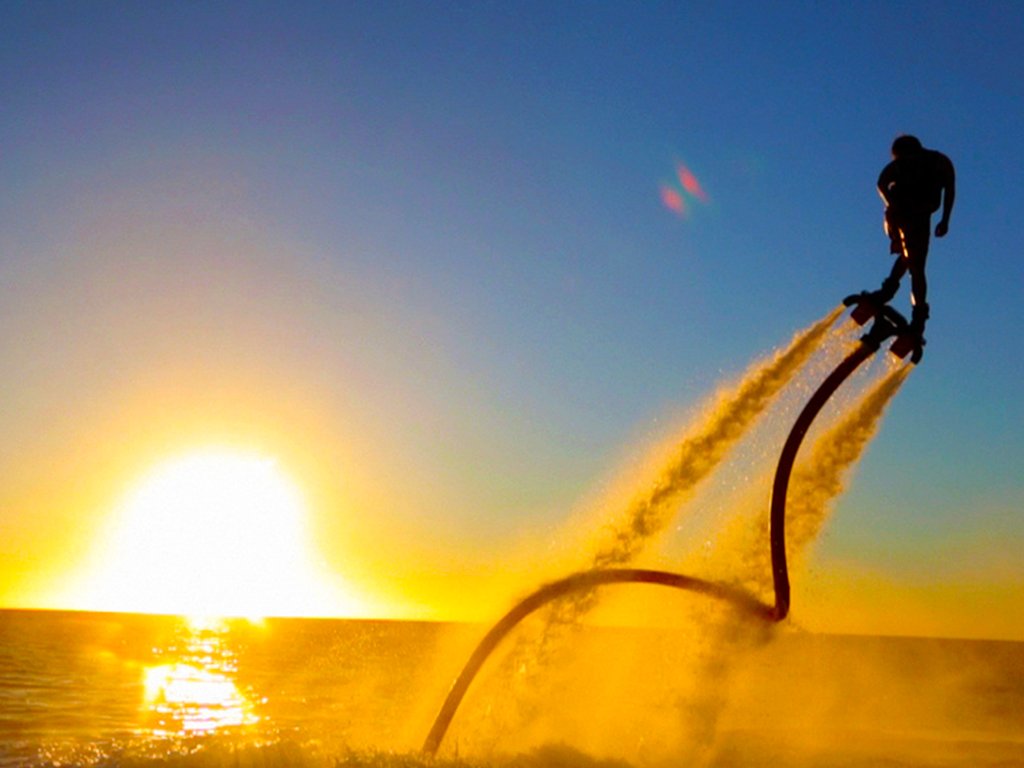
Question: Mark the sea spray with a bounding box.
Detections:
[539,306,847,639]
[785,364,910,561]
[659,365,911,765]
[729,363,912,599]
[589,305,845,572]
[452,309,846,752]
[569,345,908,763]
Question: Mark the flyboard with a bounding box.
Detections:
[422,293,922,756]
[843,290,925,363]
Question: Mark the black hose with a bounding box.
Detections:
[422,569,774,755]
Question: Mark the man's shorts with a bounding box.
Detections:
[886,210,931,263]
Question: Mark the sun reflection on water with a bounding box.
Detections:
[142,618,259,735]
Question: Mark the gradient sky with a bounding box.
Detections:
[1,2,1021,637]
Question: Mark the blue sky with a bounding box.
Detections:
[1,2,1021,634]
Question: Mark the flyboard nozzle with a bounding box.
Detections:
[851,300,877,326]
[842,291,881,326]
[889,333,924,364]
[889,334,915,360]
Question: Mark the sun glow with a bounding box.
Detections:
[69,450,363,619]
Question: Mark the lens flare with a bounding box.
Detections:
[660,185,687,216]
[677,163,709,203]
[660,160,709,218]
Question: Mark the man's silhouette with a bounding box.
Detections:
[871,135,955,336]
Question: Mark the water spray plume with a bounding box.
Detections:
[733,365,911,598]
[786,365,910,561]
[521,307,845,680]
[508,306,846,723]
[680,365,912,759]
[592,305,844,571]
[423,303,916,757]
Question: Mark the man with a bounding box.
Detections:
[872,134,955,336]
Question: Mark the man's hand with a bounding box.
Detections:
[935,219,949,237]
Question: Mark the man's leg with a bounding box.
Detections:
[908,260,928,308]
[903,221,931,334]
[873,209,910,303]
[876,256,906,303]
[908,262,929,334]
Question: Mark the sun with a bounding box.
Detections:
[68,449,364,619]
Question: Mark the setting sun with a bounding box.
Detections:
[66,450,363,619]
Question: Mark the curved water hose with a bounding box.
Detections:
[422,306,904,756]
[421,569,774,755]
[768,342,875,620]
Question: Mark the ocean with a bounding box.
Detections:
[1,609,1022,768]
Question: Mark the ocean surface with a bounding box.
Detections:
[1,609,1022,768]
